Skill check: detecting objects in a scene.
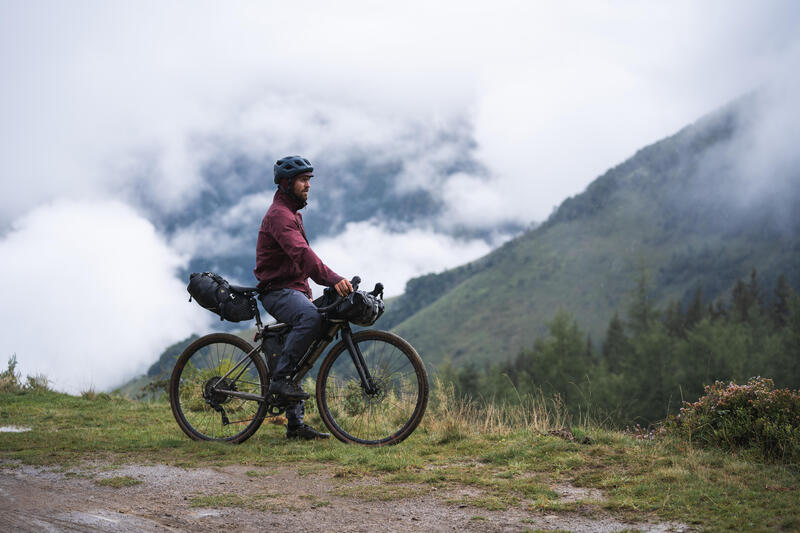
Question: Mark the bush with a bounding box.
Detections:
[0,355,50,394]
[0,355,22,393]
[668,377,800,462]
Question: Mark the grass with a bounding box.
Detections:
[1,387,799,531]
[332,483,429,501]
[96,475,142,488]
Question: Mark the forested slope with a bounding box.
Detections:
[388,99,800,368]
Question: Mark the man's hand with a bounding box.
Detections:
[334,278,353,297]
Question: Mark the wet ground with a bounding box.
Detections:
[0,461,689,532]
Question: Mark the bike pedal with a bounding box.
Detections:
[266,393,292,406]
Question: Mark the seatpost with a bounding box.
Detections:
[252,299,263,331]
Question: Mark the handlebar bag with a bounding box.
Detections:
[187,272,256,322]
[329,290,385,327]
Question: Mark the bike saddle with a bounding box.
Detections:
[229,284,260,296]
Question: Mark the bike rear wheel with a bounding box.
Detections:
[169,333,268,443]
[316,330,428,446]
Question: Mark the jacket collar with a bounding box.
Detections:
[274,188,306,212]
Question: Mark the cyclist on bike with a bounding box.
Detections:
[254,155,353,440]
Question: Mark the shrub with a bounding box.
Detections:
[0,355,51,394]
[0,355,22,393]
[668,377,800,462]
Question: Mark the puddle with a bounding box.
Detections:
[192,509,223,518]
[59,510,168,532]
[0,426,32,433]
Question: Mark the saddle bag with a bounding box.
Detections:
[187,272,257,322]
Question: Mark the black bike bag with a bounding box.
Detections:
[325,289,385,327]
[187,272,257,322]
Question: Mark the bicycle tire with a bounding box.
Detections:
[316,330,428,446]
[169,333,269,443]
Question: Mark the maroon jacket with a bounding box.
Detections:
[254,190,342,298]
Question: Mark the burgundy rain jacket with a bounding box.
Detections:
[254,190,342,298]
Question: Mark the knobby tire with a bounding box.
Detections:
[169,333,269,443]
[316,330,428,446]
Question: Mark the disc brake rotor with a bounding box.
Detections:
[363,377,387,405]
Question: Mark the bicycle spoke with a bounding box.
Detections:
[170,334,268,442]
[318,330,428,445]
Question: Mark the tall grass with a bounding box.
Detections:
[0,355,50,394]
[420,378,577,442]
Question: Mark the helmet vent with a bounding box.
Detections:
[273,155,314,184]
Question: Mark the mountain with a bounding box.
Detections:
[385,97,800,368]
[121,94,799,397]
[144,122,522,286]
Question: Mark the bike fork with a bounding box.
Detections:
[341,327,377,394]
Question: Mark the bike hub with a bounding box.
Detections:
[204,377,236,405]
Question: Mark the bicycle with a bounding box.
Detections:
[169,277,429,446]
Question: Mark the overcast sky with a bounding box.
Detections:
[2,1,799,393]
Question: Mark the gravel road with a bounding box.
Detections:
[0,461,689,532]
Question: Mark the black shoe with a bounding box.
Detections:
[286,423,330,440]
[268,379,309,400]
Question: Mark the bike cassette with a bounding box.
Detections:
[203,376,236,405]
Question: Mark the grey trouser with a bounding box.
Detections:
[259,288,325,426]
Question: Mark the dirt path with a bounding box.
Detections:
[0,461,688,532]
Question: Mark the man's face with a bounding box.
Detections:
[293,172,312,202]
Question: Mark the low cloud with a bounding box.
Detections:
[2,1,799,393]
[7,3,799,228]
[684,70,800,234]
[0,200,209,394]
[309,221,505,298]
[730,73,800,209]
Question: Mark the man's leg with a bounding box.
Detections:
[285,400,304,428]
[284,400,329,440]
[259,289,325,398]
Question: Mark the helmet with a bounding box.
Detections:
[274,155,313,184]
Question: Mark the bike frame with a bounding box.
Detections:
[208,319,377,404]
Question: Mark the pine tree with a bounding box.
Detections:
[628,269,658,335]
[732,269,765,324]
[602,313,630,373]
[685,285,705,329]
[784,292,800,386]
[664,300,685,338]
[772,273,793,327]
[749,268,765,310]
[732,278,753,323]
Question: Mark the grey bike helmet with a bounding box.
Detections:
[274,155,313,184]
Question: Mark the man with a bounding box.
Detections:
[254,155,353,440]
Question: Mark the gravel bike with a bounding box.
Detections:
[169,277,428,446]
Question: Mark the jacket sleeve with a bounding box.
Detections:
[266,210,343,287]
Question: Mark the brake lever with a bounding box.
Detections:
[370,282,384,299]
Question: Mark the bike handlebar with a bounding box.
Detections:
[315,276,359,313]
[315,276,384,314]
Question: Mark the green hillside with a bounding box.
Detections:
[123,97,798,398]
[388,100,800,368]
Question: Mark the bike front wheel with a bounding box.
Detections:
[169,333,268,443]
[316,330,429,446]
